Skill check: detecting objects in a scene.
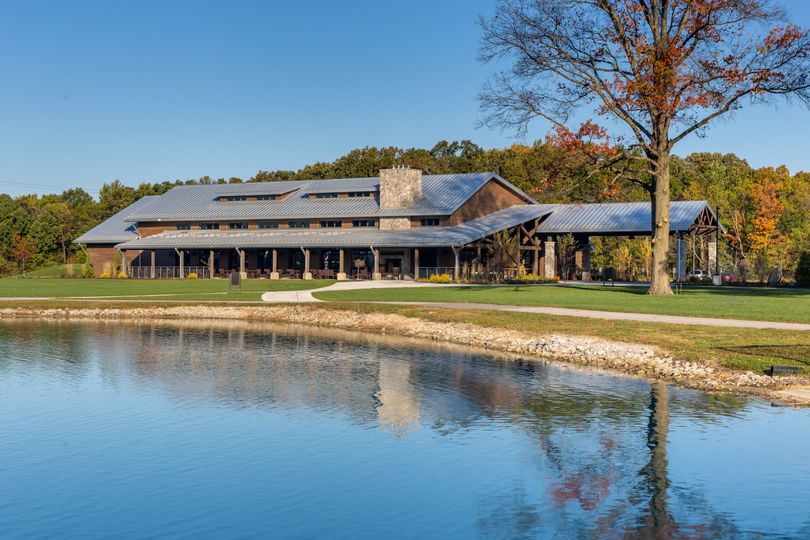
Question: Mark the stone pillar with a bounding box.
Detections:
[337,249,347,281]
[150,250,156,279]
[303,249,312,280]
[373,249,381,280]
[413,248,420,280]
[270,249,279,279]
[179,250,185,278]
[209,250,215,279]
[708,232,718,276]
[543,238,556,279]
[582,237,592,281]
[676,236,687,282]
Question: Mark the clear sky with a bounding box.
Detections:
[2,0,810,197]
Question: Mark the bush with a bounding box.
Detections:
[504,274,559,284]
[116,272,129,279]
[187,272,198,280]
[82,264,95,278]
[428,273,452,283]
[100,272,111,279]
[796,252,810,287]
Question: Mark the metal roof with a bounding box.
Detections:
[535,200,716,235]
[73,196,159,244]
[121,172,531,222]
[116,205,557,250]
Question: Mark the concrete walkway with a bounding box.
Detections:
[261,281,810,331]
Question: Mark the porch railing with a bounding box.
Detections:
[418,267,456,279]
[128,266,211,279]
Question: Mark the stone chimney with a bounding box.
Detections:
[378,166,422,230]
[379,166,422,209]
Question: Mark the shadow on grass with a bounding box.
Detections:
[715,345,810,365]
[556,284,810,298]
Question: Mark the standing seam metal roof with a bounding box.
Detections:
[73,196,159,244]
[121,173,531,222]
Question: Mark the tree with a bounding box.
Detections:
[480,0,810,294]
[28,203,74,266]
[12,234,33,276]
[0,195,31,259]
[489,230,521,280]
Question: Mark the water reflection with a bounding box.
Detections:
[1,320,808,539]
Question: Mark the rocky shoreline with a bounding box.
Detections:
[2,304,808,405]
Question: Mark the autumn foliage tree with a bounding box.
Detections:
[480,0,810,294]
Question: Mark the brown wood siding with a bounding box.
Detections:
[87,247,117,277]
[446,179,527,225]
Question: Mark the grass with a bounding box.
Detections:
[0,278,334,302]
[315,284,810,323]
[325,302,810,375]
[10,264,84,279]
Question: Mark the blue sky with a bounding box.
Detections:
[2,0,810,196]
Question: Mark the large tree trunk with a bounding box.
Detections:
[648,153,673,295]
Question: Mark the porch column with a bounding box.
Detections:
[708,231,718,276]
[270,249,279,280]
[543,237,556,279]
[453,247,460,282]
[179,250,185,279]
[239,249,246,277]
[413,248,420,280]
[532,247,540,276]
[121,250,128,277]
[303,249,312,280]
[582,237,592,281]
[337,249,347,281]
[150,250,156,279]
[372,248,381,280]
[209,250,215,279]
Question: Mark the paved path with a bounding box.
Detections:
[261,281,810,331]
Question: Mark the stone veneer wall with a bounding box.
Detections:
[378,218,411,230]
[378,168,422,230]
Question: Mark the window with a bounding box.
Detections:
[256,194,277,201]
[348,191,375,198]
[224,195,247,202]
[352,219,374,228]
[420,218,440,226]
[319,220,342,228]
[229,222,249,230]
[176,223,191,230]
[315,193,338,199]
[200,223,220,230]
[258,221,279,229]
[288,221,310,229]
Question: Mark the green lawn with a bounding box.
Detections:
[10,264,84,279]
[327,302,810,375]
[0,278,334,302]
[315,284,810,323]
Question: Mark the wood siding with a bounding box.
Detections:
[446,179,527,225]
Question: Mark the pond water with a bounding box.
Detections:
[1,320,809,539]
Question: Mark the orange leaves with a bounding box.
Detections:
[748,174,784,252]
[547,121,619,158]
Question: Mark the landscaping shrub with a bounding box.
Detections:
[428,273,452,283]
[116,272,128,279]
[187,272,198,280]
[82,264,95,278]
[796,252,810,287]
[100,272,111,279]
[504,274,559,284]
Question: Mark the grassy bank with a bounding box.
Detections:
[1,297,808,376]
[0,278,334,302]
[316,284,810,323]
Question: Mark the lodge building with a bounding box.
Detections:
[74,168,720,280]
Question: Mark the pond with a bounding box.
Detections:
[1,320,809,539]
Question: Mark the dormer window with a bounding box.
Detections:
[348,191,375,198]
[315,193,338,199]
[420,218,440,227]
[224,195,247,202]
[256,194,278,201]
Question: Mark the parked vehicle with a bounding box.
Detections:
[687,269,708,279]
[720,272,739,284]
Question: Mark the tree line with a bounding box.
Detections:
[0,140,808,281]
